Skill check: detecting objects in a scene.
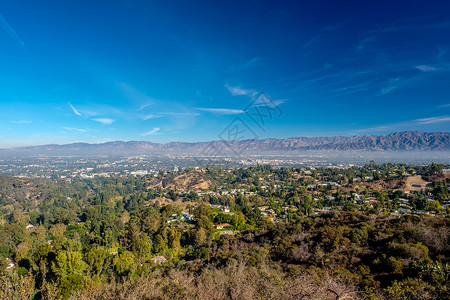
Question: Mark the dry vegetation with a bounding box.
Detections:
[405,175,432,192]
[150,170,213,191]
[70,263,364,300]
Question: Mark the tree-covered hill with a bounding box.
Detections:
[0,163,448,299]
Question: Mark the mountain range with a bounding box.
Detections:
[1,131,449,157]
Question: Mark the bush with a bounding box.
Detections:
[387,278,435,300]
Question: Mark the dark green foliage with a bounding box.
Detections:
[0,164,448,299]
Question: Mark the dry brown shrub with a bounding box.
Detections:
[417,226,449,254]
[71,261,364,300]
[0,272,35,300]
[289,243,311,262]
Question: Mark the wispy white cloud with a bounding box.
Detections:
[415,65,438,72]
[356,36,375,51]
[10,120,31,124]
[266,57,446,99]
[118,82,157,106]
[302,36,321,49]
[438,103,450,108]
[437,48,446,60]
[69,102,82,116]
[80,110,99,117]
[62,127,88,132]
[241,57,261,70]
[225,84,256,96]
[354,115,450,133]
[143,114,162,120]
[380,78,400,95]
[92,118,115,125]
[141,111,199,120]
[141,127,160,136]
[0,14,25,47]
[162,112,200,116]
[378,62,449,95]
[139,103,152,110]
[415,116,450,124]
[272,100,286,107]
[196,108,245,115]
[251,94,287,107]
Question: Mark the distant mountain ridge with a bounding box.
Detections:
[1,131,449,156]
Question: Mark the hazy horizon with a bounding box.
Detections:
[0,129,447,149]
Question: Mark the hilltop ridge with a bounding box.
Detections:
[1,131,449,157]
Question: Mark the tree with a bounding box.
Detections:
[154,230,169,253]
[388,278,436,299]
[131,233,152,261]
[52,241,87,298]
[427,200,441,213]
[52,243,86,279]
[85,246,108,276]
[49,223,66,237]
[113,250,135,277]
[231,212,246,230]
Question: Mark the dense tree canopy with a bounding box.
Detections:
[0,163,449,299]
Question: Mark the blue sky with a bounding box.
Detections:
[1,0,450,147]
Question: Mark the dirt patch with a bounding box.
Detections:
[167,171,212,191]
[144,197,173,207]
[148,170,212,191]
[405,175,432,191]
[364,179,404,191]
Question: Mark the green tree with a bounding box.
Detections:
[131,233,152,261]
[113,250,135,277]
[85,246,108,276]
[52,241,87,298]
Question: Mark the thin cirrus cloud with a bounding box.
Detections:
[415,116,450,124]
[92,118,115,125]
[356,36,375,51]
[354,115,450,133]
[142,112,200,120]
[118,82,157,106]
[379,78,401,95]
[196,108,245,115]
[240,57,261,70]
[251,94,287,107]
[141,128,160,136]
[62,127,88,132]
[415,65,438,72]
[69,102,82,116]
[379,63,447,96]
[163,112,200,116]
[0,13,25,47]
[143,114,162,120]
[10,120,32,124]
[139,103,152,111]
[224,84,256,96]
